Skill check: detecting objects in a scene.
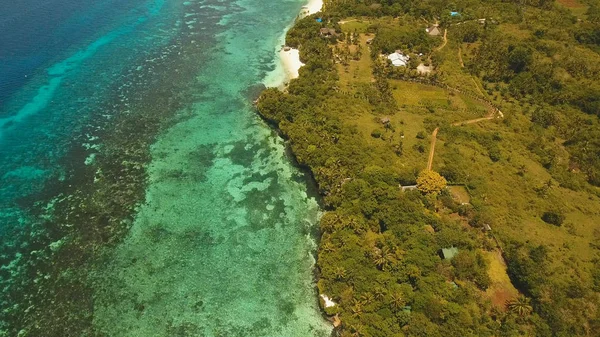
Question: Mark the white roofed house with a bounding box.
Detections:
[387,50,410,67]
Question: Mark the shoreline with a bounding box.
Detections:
[259,0,338,334]
[305,0,324,15]
[280,48,305,83]
[259,0,335,333]
[263,0,323,89]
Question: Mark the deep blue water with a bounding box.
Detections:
[0,0,147,108]
[0,0,170,230]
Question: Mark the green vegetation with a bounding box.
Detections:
[258,0,600,335]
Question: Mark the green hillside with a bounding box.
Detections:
[258,0,600,335]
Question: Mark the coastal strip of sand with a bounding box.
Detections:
[263,0,323,89]
[279,48,304,81]
[304,0,324,16]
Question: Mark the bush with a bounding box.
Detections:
[458,204,475,218]
[394,140,404,156]
[371,129,383,138]
[488,147,501,162]
[541,211,564,226]
[323,305,341,316]
[452,251,491,290]
[413,143,426,153]
[440,194,459,212]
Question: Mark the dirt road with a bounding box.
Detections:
[426,127,439,170]
[435,29,448,51]
[428,111,498,170]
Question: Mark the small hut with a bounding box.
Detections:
[426,25,441,36]
[320,28,338,37]
[440,247,459,260]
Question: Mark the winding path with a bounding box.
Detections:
[451,115,495,126]
[458,47,465,68]
[435,29,448,51]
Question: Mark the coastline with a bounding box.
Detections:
[249,0,600,335]
[259,0,338,334]
[263,0,323,89]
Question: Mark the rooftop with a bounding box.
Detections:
[387,51,410,67]
[441,247,459,260]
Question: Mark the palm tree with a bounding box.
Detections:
[390,292,405,311]
[373,247,396,270]
[360,293,374,305]
[333,267,346,280]
[320,214,339,233]
[506,295,533,317]
[338,217,351,230]
[348,217,365,234]
[350,324,365,337]
[373,287,386,300]
[350,302,363,318]
[321,242,335,253]
[373,253,388,269]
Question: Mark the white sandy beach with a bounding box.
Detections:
[280,48,304,80]
[305,0,324,15]
[263,0,323,88]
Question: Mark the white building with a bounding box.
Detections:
[387,51,410,67]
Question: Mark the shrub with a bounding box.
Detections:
[541,211,564,226]
[413,143,426,153]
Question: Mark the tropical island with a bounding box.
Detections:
[258,0,600,335]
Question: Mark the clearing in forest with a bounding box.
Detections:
[557,0,585,8]
[484,250,520,310]
[448,185,470,204]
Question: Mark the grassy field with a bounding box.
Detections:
[334,32,430,173]
[334,33,490,174]
[556,0,588,17]
[391,81,449,107]
[336,34,374,90]
[448,185,471,204]
[334,27,493,173]
[435,39,481,92]
[339,18,371,33]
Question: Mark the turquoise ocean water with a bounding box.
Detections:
[0,0,331,336]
